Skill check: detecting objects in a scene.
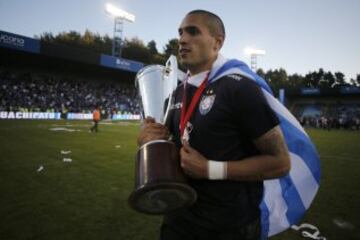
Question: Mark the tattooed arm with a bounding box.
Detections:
[226,126,291,181]
[178,125,291,180]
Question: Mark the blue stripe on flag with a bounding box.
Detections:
[277,115,321,183]
[259,200,270,239]
[279,175,306,224]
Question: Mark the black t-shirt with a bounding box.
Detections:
[165,74,279,230]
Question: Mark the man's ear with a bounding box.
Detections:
[214,35,224,51]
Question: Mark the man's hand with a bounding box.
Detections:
[137,117,170,146]
[180,141,208,178]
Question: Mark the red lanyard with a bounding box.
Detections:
[180,72,210,137]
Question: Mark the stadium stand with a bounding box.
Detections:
[287,89,360,130]
[0,66,140,115]
[0,30,143,119]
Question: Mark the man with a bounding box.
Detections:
[90,106,101,132]
[138,10,290,240]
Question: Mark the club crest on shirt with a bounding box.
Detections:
[199,93,216,115]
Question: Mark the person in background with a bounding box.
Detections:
[90,106,101,132]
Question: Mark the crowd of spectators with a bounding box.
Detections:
[295,104,360,130]
[1,66,360,128]
[298,115,360,130]
[0,66,141,116]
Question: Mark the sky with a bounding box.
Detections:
[0,0,359,80]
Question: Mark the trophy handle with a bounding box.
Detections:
[163,55,178,124]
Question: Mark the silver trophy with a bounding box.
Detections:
[135,56,177,123]
[129,55,197,214]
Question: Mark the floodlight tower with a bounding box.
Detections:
[105,3,135,58]
[244,47,266,71]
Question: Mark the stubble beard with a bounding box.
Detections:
[180,56,207,75]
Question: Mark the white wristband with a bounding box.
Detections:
[208,160,227,180]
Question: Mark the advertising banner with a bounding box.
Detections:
[0,112,140,120]
[0,30,40,54]
[100,54,144,72]
[66,113,93,120]
[340,86,360,94]
[300,88,320,95]
[112,114,140,120]
[0,111,61,119]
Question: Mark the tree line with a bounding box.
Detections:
[256,68,360,94]
[37,30,360,93]
[37,30,178,65]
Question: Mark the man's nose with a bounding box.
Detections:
[179,33,189,45]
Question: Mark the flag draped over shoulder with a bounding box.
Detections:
[208,59,321,238]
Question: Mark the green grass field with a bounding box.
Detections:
[0,120,359,240]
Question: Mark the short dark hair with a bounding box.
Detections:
[187,9,226,39]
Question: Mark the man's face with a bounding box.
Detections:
[178,14,222,74]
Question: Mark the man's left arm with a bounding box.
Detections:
[180,125,291,181]
[225,125,290,181]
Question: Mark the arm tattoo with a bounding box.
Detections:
[228,126,290,181]
[254,126,289,156]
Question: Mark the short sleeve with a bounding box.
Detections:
[228,77,279,139]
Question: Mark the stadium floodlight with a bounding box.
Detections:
[244,47,266,56]
[105,3,135,58]
[105,3,135,23]
[243,47,266,71]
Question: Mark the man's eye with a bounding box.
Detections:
[187,27,199,36]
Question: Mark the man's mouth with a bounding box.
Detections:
[179,48,191,56]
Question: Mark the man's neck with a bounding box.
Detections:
[189,67,210,76]
[188,55,218,76]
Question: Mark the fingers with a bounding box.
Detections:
[179,146,207,179]
[180,146,189,162]
[181,140,193,153]
[143,116,155,124]
[180,148,192,176]
[137,120,170,146]
[142,117,166,131]
[143,123,169,137]
[180,141,197,162]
